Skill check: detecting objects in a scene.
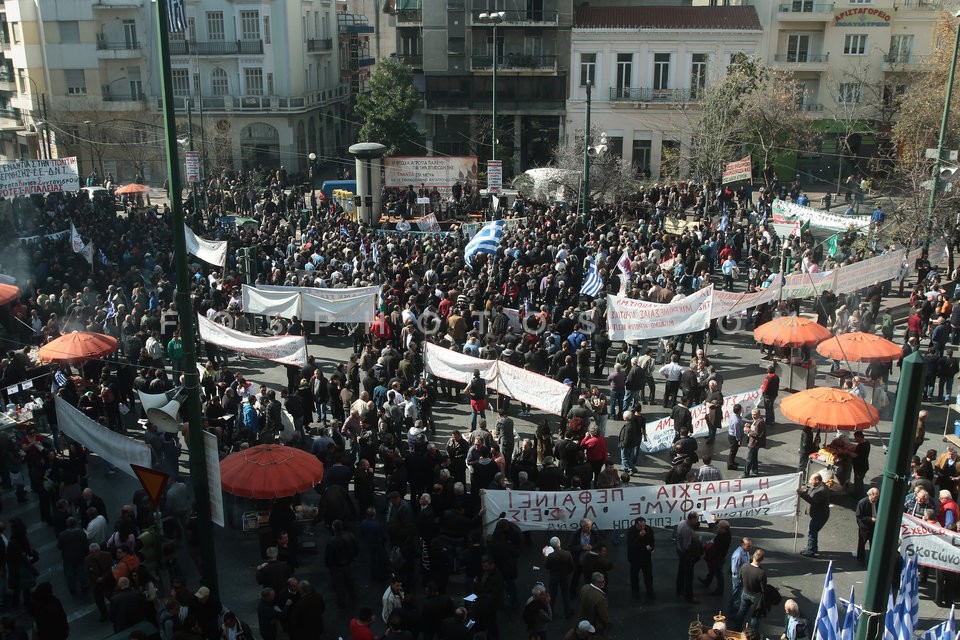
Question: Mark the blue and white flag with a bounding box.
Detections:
[464,220,505,265]
[165,0,187,33]
[894,555,920,640]
[339,224,351,239]
[840,586,857,640]
[815,561,840,640]
[372,243,380,264]
[98,248,111,266]
[580,257,603,297]
[884,589,897,640]
[920,606,955,640]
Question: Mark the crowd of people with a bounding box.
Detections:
[0,164,953,640]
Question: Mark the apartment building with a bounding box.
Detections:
[400,0,573,175]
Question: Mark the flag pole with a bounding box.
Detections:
[153,0,219,595]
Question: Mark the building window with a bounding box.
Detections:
[240,11,261,41]
[524,36,542,58]
[193,73,200,96]
[264,16,270,44]
[244,67,264,95]
[10,23,20,44]
[188,18,196,42]
[888,34,914,62]
[64,69,86,95]
[690,53,707,98]
[607,135,623,159]
[206,12,224,41]
[838,82,862,104]
[16,69,25,93]
[123,20,138,49]
[59,21,80,44]
[211,68,228,96]
[128,69,143,101]
[579,53,595,87]
[790,1,814,11]
[843,34,867,56]
[616,53,631,96]
[849,0,872,3]
[882,83,906,107]
[653,53,670,91]
[267,72,273,94]
[632,139,651,176]
[787,34,810,62]
[171,68,190,96]
[400,34,421,56]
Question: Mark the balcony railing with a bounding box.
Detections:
[470,9,559,25]
[396,9,422,24]
[103,93,145,102]
[307,38,333,52]
[883,53,927,64]
[471,53,557,71]
[0,107,22,124]
[608,87,699,103]
[168,39,264,56]
[396,53,423,67]
[778,3,834,12]
[161,85,350,114]
[773,53,829,63]
[96,40,141,51]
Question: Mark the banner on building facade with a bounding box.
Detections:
[55,396,152,477]
[607,286,713,341]
[900,513,960,573]
[482,472,801,531]
[197,314,307,366]
[0,158,79,196]
[384,156,478,188]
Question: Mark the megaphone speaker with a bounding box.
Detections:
[148,399,184,434]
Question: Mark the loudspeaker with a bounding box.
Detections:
[137,387,187,434]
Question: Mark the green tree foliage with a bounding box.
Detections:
[354,59,424,155]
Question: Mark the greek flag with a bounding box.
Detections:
[580,257,603,297]
[815,562,840,640]
[339,225,351,239]
[166,0,187,33]
[893,555,920,640]
[920,606,954,640]
[464,220,504,265]
[840,586,857,640]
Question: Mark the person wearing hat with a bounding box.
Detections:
[190,585,223,640]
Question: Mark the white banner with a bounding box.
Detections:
[0,158,79,196]
[384,156,478,188]
[416,213,441,233]
[640,388,762,453]
[607,286,713,341]
[196,314,307,366]
[900,513,960,573]
[423,342,570,415]
[773,199,871,231]
[257,283,381,301]
[482,472,800,531]
[301,292,376,324]
[831,250,905,295]
[184,224,228,267]
[204,431,225,527]
[55,396,151,477]
[711,280,782,320]
[241,287,302,318]
[781,270,837,299]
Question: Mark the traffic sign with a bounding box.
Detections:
[131,464,170,509]
[185,151,200,184]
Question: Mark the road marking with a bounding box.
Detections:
[66,603,97,623]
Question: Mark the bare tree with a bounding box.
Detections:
[548,124,637,204]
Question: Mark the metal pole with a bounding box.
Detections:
[491,21,497,163]
[187,100,197,210]
[580,81,591,220]
[41,94,51,159]
[854,351,925,640]
[153,0,219,596]
[925,16,960,251]
[86,122,95,181]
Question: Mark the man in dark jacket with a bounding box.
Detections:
[324,520,358,609]
[798,474,830,557]
[626,517,655,601]
[109,577,150,633]
[761,365,779,425]
[855,488,879,564]
[619,410,644,474]
[56,517,88,595]
[567,519,603,597]
[289,580,325,640]
[781,599,810,640]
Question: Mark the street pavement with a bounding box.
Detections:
[21,287,954,640]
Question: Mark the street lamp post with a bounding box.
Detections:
[580,81,591,219]
[24,76,50,159]
[308,152,317,186]
[478,11,505,162]
[924,9,960,251]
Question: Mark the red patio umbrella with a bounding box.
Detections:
[753,316,832,349]
[0,282,19,305]
[37,331,119,364]
[816,332,903,364]
[220,444,325,499]
[780,387,880,431]
[114,183,152,195]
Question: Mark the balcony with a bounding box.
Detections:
[102,93,144,103]
[168,40,264,56]
[777,3,834,20]
[469,9,559,27]
[307,38,333,53]
[883,53,928,70]
[396,9,421,25]
[101,93,149,111]
[608,87,699,104]
[470,53,557,73]
[96,39,142,59]
[0,107,22,127]
[91,0,141,9]
[160,85,350,115]
[0,38,9,51]
[396,53,423,68]
[339,13,374,34]
[0,74,13,92]
[773,53,830,70]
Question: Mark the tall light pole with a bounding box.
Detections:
[478,11,504,162]
[580,81,591,219]
[924,9,960,251]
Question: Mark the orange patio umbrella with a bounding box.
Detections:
[780,387,880,431]
[220,444,325,499]
[37,331,119,364]
[816,331,903,364]
[753,316,832,349]
[114,183,151,195]
[0,282,19,305]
